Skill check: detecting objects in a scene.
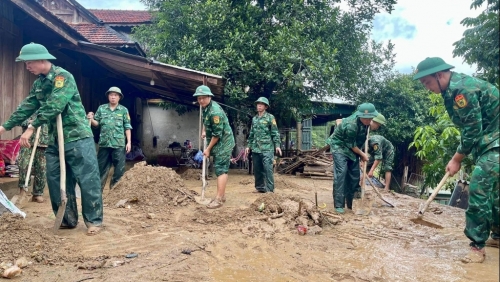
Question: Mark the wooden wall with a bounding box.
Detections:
[0,2,33,140]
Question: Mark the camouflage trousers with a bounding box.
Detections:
[465,147,500,248]
[45,137,102,228]
[97,147,126,190]
[252,151,275,192]
[213,151,231,177]
[333,152,361,209]
[18,146,46,196]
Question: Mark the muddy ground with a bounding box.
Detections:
[1,163,498,282]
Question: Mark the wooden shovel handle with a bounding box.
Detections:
[360,127,370,200]
[418,172,450,216]
[56,114,67,202]
[24,127,41,187]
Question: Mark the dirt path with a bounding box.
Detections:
[1,165,498,281]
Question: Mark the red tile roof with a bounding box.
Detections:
[70,24,129,44]
[88,10,152,24]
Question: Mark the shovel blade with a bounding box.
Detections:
[53,200,67,234]
[194,196,211,205]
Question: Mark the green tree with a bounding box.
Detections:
[453,0,499,85]
[135,0,396,126]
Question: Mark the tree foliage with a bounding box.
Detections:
[453,0,499,85]
[135,0,396,125]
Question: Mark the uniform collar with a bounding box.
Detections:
[107,103,121,110]
[41,65,58,82]
[203,101,213,113]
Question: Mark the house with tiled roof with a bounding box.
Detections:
[36,0,150,56]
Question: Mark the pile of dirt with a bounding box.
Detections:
[0,214,65,265]
[178,168,201,180]
[104,162,195,210]
[190,193,338,238]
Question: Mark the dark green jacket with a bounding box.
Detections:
[247,112,280,153]
[442,72,499,160]
[367,135,393,160]
[326,114,367,161]
[3,65,92,145]
[203,101,235,156]
[94,104,132,148]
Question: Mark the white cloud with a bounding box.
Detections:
[371,0,482,75]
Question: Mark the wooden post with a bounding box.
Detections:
[296,121,302,151]
[402,165,408,192]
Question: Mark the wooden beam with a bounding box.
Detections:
[75,47,223,88]
[11,0,79,46]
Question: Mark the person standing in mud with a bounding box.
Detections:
[87,87,132,191]
[245,97,282,193]
[16,113,49,203]
[365,114,394,192]
[195,85,235,209]
[413,57,499,263]
[326,103,378,214]
[0,43,103,236]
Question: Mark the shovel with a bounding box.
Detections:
[11,127,41,205]
[355,127,371,216]
[53,114,67,233]
[195,137,211,205]
[417,172,450,219]
[409,172,450,229]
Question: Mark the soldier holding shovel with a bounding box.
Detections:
[0,43,103,236]
[326,103,378,214]
[414,57,499,263]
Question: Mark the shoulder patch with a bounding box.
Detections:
[455,94,467,108]
[54,76,65,88]
[213,116,220,124]
[272,119,277,125]
[373,144,379,151]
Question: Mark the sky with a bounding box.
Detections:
[78,0,482,75]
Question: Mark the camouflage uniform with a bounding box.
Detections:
[94,104,132,190]
[441,72,499,248]
[17,114,49,196]
[247,112,280,192]
[326,113,368,209]
[367,135,394,173]
[203,101,235,176]
[2,65,102,228]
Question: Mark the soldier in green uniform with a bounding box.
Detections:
[194,85,235,209]
[414,57,499,263]
[17,113,49,203]
[366,114,394,192]
[87,87,132,191]
[0,43,103,236]
[245,97,282,193]
[326,103,378,214]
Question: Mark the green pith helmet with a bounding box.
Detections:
[413,57,454,80]
[193,85,214,97]
[255,97,270,107]
[356,103,378,118]
[15,43,56,62]
[105,86,123,99]
[372,114,386,126]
